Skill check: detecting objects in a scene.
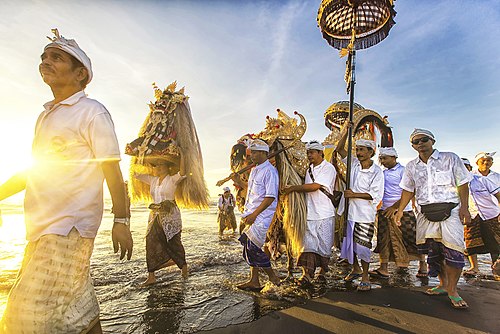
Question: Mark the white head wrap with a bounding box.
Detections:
[356,139,376,150]
[223,186,230,192]
[475,151,495,162]
[379,147,398,157]
[410,128,435,142]
[305,140,324,151]
[461,158,471,166]
[44,29,93,84]
[248,139,269,152]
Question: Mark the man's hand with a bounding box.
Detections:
[382,206,398,218]
[459,206,471,225]
[242,212,257,226]
[112,223,133,260]
[344,189,355,198]
[394,210,404,227]
[281,186,293,196]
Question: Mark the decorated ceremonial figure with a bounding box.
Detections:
[126,82,209,285]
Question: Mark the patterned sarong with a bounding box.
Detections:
[0,228,99,334]
[464,215,500,256]
[239,233,271,268]
[374,211,418,266]
[340,220,374,264]
[146,217,186,272]
[424,239,465,277]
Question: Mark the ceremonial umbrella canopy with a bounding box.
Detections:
[317,0,396,215]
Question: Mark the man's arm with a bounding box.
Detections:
[343,189,372,200]
[458,182,471,225]
[0,172,27,201]
[282,183,321,194]
[395,190,415,226]
[335,128,349,159]
[242,197,275,226]
[102,160,133,260]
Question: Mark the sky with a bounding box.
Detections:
[0,0,499,200]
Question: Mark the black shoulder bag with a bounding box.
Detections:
[308,166,342,208]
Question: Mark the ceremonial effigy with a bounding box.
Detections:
[126,82,209,209]
[220,110,309,275]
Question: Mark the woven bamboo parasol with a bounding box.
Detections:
[317,0,396,216]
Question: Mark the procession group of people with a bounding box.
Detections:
[218,128,500,310]
[0,28,498,334]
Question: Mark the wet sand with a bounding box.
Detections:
[200,280,499,334]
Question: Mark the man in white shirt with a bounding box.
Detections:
[231,139,280,291]
[0,29,132,333]
[473,152,500,186]
[371,147,427,278]
[395,129,471,309]
[335,131,384,291]
[282,140,337,285]
[461,158,500,278]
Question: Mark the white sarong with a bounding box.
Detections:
[300,217,335,257]
[0,228,99,334]
[415,206,466,253]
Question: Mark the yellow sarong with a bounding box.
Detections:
[0,228,99,334]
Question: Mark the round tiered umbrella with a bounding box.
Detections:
[317,0,396,215]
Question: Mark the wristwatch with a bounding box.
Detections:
[113,217,130,226]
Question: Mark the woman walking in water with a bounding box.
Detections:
[134,149,188,285]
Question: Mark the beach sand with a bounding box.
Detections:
[201,281,499,334]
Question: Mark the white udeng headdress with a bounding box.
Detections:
[45,28,93,84]
[248,139,269,152]
[356,139,376,150]
[475,151,496,162]
[410,128,435,142]
[379,147,398,157]
[305,140,324,151]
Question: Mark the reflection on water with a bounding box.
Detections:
[0,201,496,333]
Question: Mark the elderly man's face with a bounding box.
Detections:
[356,146,373,162]
[477,157,493,172]
[39,48,85,89]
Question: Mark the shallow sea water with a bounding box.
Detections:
[0,201,496,333]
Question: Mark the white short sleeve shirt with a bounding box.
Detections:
[305,160,336,220]
[24,91,121,241]
[242,159,279,248]
[346,158,385,223]
[400,150,473,206]
[469,174,500,220]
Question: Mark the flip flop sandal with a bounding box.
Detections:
[462,270,479,277]
[357,281,371,291]
[449,295,469,309]
[344,273,362,282]
[424,287,447,296]
[368,269,390,278]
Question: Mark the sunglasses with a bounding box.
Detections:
[411,136,431,145]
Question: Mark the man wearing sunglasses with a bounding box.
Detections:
[395,128,472,309]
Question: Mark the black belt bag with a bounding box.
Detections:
[420,202,458,222]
